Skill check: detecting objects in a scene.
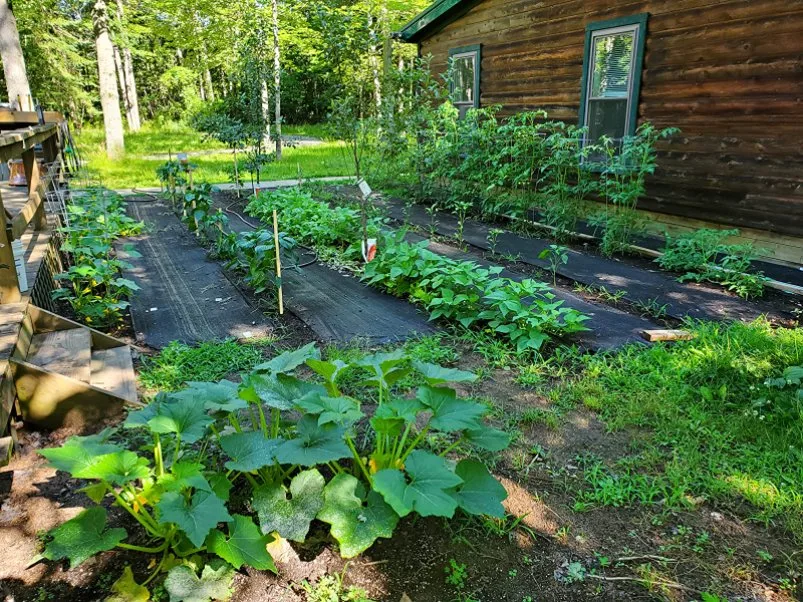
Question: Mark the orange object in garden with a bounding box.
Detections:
[8,159,26,186]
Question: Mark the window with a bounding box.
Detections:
[448,45,481,118]
[579,15,648,144]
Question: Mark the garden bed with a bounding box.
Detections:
[3,183,800,602]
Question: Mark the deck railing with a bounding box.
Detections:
[0,109,69,304]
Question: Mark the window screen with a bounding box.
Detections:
[583,24,640,143]
[449,46,480,118]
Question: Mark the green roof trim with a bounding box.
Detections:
[398,0,481,43]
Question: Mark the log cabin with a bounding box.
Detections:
[398,0,803,268]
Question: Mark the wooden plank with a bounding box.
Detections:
[0,124,59,163]
[641,329,696,342]
[27,329,91,383]
[90,347,138,403]
[11,358,143,430]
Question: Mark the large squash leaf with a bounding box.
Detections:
[43,507,127,568]
[206,515,276,571]
[416,386,486,432]
[464,426,511,452]
[317,473,398,558]
[411,361,478,385]
[448,460,507,517]
[105,566,150,602]
[147,396,214,443]
[253,469,324,542]
[274,415,350,466]
[372,450,463,518]
[305,358,349,395]
[77,451,150,485]
[157,491,232,547]
[219,431,282,472]
[164,561,234,602]
[253,342,319,374]
[157,461,212,493]
[240,373,325,411]
[172,380,246,414]
[295,394,363,427]
[40,432,122,477]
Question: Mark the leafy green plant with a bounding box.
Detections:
[38,343,510,596]
[592,123,679,256]
[538,244,569,285]
[53,187,144,328]
[363,235,590,353]
[228,228,298,294]
[656,228,767,298]
[751,365,803,425]
[486,228,504,256]
[245,187,382,265]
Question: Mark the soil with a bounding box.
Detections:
[2,187,800,602]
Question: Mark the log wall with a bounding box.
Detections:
[417,0,803,239]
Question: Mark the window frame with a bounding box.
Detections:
[578,14,648,141]
[448,44,482,112]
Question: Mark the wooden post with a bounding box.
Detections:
[272,209,283,315]
[0,190,21,304]
[22,147,46,231]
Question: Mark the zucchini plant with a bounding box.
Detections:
[37,344,509,600]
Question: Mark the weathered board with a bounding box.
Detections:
[414,0,803,237]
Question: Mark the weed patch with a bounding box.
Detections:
[139,339,276,392]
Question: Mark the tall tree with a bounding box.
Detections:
[272,0,281,159]
[0,0,32,109]
[93,0,124,158]
[114,0,140,131]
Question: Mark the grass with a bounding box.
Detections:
[551,319,803,538]
[74,122,352,189]
[138,338,277,392]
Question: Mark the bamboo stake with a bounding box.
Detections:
[272,209,284,315]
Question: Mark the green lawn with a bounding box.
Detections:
[74,122,352,189]
[552,319,803,539]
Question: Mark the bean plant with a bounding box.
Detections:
[53,187,144,327]
[363,234,589,353]
[37,344,509,601]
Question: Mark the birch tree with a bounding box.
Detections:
[115,0,140,131]
[93,0,125,158]
[272,0,281,159]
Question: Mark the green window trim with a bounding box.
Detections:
[578,13,648,139]
[448,44,481,110]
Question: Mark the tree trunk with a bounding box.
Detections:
[261,79,272,149]
[122,47,141,130]
[204,68,215,101]
[115,0,140,131]
[272,0,282,159]
[93,0,125,159]
[0,0,32,110]
[113,44,132,126]
[199,75,206,101]
[175,48,183,64]
[368,13,381,109]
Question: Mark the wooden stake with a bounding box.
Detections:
[272,209,284,315]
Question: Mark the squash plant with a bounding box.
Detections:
[37,344,509,600]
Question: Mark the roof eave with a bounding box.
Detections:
[397,0,477,43]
